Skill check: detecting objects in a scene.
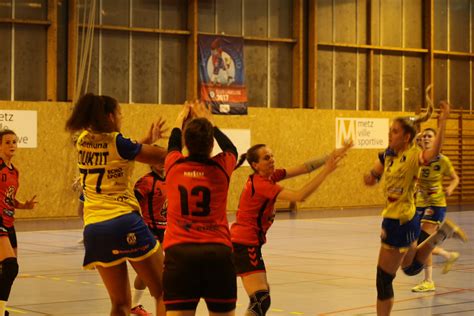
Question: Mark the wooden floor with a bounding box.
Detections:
[7,210,474,315]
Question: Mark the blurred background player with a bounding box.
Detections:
[131,154,167,316]
[0,129,37,316]
[411,127,460,293]
[72,175,85,244]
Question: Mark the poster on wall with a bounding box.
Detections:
[335,117,388,149]
[0,110,37,148]
[198,34,248,115]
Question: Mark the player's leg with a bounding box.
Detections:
[377,246,406,316]
[378,216,419,316]
[203,244,236,316]
[412,218,438,292]
[233,243,270,316]
[416,218,467,264]
[97,263,132,316]
[130,250,165,316]
[163,244,200,316]
[130,275,149,315]
[0,225,17,316]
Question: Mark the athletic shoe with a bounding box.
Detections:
[440,219,468,242]
[442,251,460,274]
[130,305,152,316]
[411,280,435,292]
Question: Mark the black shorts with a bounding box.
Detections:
[163,243,236,312]
[148,226,165,244]
[8,226,17,249]
[0,224,17,249]
[232,243,266,276]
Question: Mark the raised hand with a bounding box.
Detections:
[20,195,38,209]
[150,117,168,142]
[191,100,213,124]
[438,100,450,121]
[176,101,192,129]
[333,139,353,158]
[142,117,168,144]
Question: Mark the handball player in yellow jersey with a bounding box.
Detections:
[411,127,460,292]
[364,101,467,316]
[66,93,168,316]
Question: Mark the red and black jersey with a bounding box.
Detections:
[163,150,236,250]
[134,171,167,229]
[0,158,19,229]
[230,169,286,246]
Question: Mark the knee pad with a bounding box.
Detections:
[402,260,424,276]
[417,230,430,245]
[376,266,395,301]
[247,290,271,316]
[0,257,19,300]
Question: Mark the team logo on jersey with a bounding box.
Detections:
[126,232,137,245]
[160,200,168,219]
[5,186,15,207]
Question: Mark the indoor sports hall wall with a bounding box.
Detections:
[1,100,448,220]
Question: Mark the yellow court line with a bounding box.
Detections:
[290,312,304,315]
[6,307,27,314]
[270,308,285,312]
[24,274,106,287]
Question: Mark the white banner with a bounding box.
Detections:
[0,110,37,148]
[336,117,388,149]
[212,129,250,165]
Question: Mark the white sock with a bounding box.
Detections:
[424,266,433,282]
[0,300,6,316]
[132,289,145,307]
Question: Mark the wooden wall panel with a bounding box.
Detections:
[316,49,333,109]
[0,100,432,219]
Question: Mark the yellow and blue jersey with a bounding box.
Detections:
[76,130,142,226]
[382,145,422,224]
[415,154,454,207]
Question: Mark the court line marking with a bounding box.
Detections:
[318,288,469,315]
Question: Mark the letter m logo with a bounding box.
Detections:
[335,118,356,148]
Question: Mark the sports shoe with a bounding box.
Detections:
[442,219,468,242]
[442,251,460,274]
[130,305,152,316]
[411,280,435,292]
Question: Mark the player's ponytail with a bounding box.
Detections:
[235,153,247,170]
[395,85,435,143]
